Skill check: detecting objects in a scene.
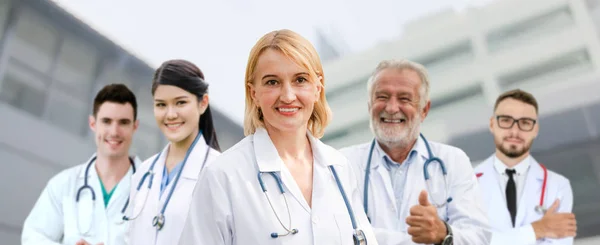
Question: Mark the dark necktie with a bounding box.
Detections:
[506,169,517,227]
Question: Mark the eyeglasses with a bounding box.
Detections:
[496,115,537,132]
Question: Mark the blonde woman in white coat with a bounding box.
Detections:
[179,29,377,245]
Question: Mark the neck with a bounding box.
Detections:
[378,137,417,164]
[495,150,530,168]
[167,129,199,170]
[266,126,311,163]
[95,154,131,183]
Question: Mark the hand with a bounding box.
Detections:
[75,239,104,245]
[75,239,90,245]
[532,199,577,239]
[406,190,447,244]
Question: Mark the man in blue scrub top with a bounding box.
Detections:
[22,84,143,245]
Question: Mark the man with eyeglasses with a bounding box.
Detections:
[475,89,577,245]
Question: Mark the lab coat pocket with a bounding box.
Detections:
[334,212,355,245]
[63,197,96,242]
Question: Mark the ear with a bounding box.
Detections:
[420,100,431,122]
[489,115,495,133]
[133,119,140,132]
[199,94,209,114]
[315,76,323,100]
[89,115,97,132]
[248,82,259,106]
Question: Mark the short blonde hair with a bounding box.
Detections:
[243,29,332,138]
[367,59,430,109]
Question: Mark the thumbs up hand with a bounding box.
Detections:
[418,189,431,206]
[406,190,447,244]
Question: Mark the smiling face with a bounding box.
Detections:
[369,68,429,148]
[249,48,321,135]
[89,102,138,159]
[153,85,208,144]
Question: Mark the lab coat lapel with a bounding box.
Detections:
[152,145,169,208]
[516,159,544,227]
[159,135,209,206]
[478,156,513,228]
[253,128,311,212]
[105,157,138,214]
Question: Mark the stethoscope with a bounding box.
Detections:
[534,163,549,214]
[258,166,367,245]
[121,132,210,231]
[363,133,453,220]
[75,155,136,235]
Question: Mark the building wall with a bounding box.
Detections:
[321,0,600,242]
[0,0,243,243]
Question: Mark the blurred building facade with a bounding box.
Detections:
[322,0,600,243]
[0,0,243,243]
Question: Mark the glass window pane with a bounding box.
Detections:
[0,0,10,39]
[0,63,47,117]
[10,8,58,74]
[45,89,86,135]
[54,35,99,95]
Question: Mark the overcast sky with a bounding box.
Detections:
[52,0,494,125]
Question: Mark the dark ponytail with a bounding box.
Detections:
[151,59,221,152]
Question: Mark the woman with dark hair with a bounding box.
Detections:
[124,59,221,245]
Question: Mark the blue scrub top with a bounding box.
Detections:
[160,161,183,197]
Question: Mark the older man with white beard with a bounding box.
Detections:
[340,59,491,245]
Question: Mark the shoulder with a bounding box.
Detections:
[339,141,372,157]
[474,155,494,172]
[544,165,571,188]
[203,135,255,174]
[45,163,85,193]
[426,140,470,164]
[132,153,160,180]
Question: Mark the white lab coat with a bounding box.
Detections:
[178,127,378,245]
[126,134,220,245]
[22,154,141,245]
[475,155,574,245]
[340,137,491,245]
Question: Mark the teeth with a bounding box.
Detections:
[382,118,404,123]
[106,140,120,145]
[166,123,182,128]
[278,108,298,112]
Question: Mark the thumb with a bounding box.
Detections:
[419,190,430,206]
[547,199,560,213]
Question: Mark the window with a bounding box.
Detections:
[0,62,47,117]
[499,49,593,91]
[11,8,59,74]
[487,6,575,52]
[326,76,369,101]
[426,85,488,136]
[414,40,474,74]
[53,35,99,96]
[0,0,10,40]
[44,88,87,135]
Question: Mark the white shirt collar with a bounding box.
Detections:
[493,154,531,176]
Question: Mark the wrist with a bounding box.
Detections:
[436,220,448,243]
[531,221,544,240]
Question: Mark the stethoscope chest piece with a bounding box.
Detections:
[153,214,165,231]
[535,205,546,214]
[353,229,367,245]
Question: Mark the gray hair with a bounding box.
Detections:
[366,59,430,109]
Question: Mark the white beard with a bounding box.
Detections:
[370,111,421,149]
